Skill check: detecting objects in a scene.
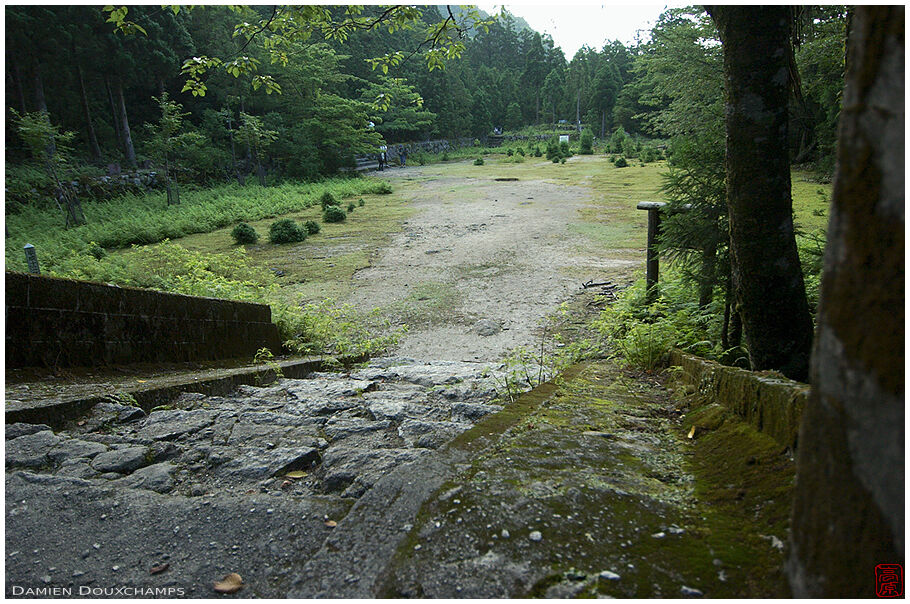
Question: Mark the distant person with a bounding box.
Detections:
[400,146,408,167]
[378,145,387,171]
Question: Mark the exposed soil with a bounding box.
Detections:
[346,162,640,361]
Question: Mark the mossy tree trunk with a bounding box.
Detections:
[787,6,904,597]
[707,6,814,381]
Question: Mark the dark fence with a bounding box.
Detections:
[6,272,281,369]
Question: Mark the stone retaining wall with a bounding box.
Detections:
[6,272,281,369]
[669,349,808,450]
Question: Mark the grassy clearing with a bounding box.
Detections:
[5,177,394,273]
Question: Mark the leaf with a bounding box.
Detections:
[150,562,169,575]
[324,520,337,528]
[687,425,696,439]
[213,572,244,594]
[285,470,307,479]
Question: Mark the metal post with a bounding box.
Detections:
[23,243,40,274]
[636,202,665,303]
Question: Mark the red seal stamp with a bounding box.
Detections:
[876,564,903,597]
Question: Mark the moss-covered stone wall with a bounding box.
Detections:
[6,272,281,368]
[668,350,807,451]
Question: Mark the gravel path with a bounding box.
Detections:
[347,163,639,361]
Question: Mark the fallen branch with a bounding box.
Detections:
[581,280,614,289]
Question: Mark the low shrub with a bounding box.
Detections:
[615,156,629,168]
[320,191,339,209]
[441,151,449,161]
[269,219,307,244]
[533,145,542,157]
[474,157,485,166]
[507,148,514,156]
[231,222,259,245]
[323,205,346,223]
[357,198,365,207]
[580,128,594,154]
[87,241,107,260]
[304,220,320,235]
[347,202,356,212]
[516,147,525,156]
[369,181,393,194]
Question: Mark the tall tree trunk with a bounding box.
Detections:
[77,65,103,164]
[117,80,137,168]
[105,77,123,158]
[697,242,718,308]
[12,62,27,114]
[33,63,48,113]
[787,6,904,597]
[708,6,814,381]
[601,111,606,139]
[33,63,57,158]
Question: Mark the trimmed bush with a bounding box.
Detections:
[304,220,320,235]
[231,222,259,245]
[357,198,365,207]
[323,205,347,223]
[615,156,629,168]
[347,202,356,212]
[320,191,340,209]
[269,219,307,244]
[474,157,484,166]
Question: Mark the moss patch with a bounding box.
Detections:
[384,359,794,597]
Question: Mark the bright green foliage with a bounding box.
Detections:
[144,93,205,205]
[10,110,86,227]
[4,178,384,273]
[361,77,436,140]
[579,128,594,154]
[323,205,347,223]
[608,127,628,153]
[231,222,258,244]
[237,113,278,186]
[49,240,401,356]
[269,218,307,244]
[473,157,485,166]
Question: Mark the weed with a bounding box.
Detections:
[347,202,356,212]
[253,347,284,386]
[357,198,365,207]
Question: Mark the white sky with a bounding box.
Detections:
[477,2,685,58]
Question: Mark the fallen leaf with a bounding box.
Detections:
[324,520,337,528]
[150,562,169,575]
[137,380,147,383]
[687,426,696,439]
[281,480,292,489]
[285,470,307,479]
[213,572,244,594]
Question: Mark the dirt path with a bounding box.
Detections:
[346,161,639,361]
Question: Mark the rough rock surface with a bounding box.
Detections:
[5,358,503,597]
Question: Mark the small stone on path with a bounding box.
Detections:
[528,530,542,542]
[599,570,621,581]
[680,586,704,597]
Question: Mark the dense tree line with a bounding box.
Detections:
[5,5,846,188]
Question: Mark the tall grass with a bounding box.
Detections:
[5,177,393,273]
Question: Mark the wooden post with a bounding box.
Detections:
[637,201,665,303]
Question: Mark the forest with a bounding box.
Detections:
[5,4,848,376]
